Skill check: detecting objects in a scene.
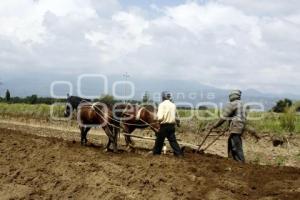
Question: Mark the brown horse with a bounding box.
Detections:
[76,102,159,152]
[112,103,160,148]
[77,102,119,152]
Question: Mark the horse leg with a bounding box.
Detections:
[123,125,133,151]
[122,125,130,147]
[112,126,118,153]
[103,126,117,153]
[123,126,136,152]
[127,126,136,147]
[80,126,85,146]
[105,139,112,151]
[104,126,119,152]
[129,132,135,147]
[124,125,135,148]
[83,127,91,145]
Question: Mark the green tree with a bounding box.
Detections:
[142,91,150,103]
[5,89,10,102]
[99,95,115,106]
[272,98,292,113]
[29,95,38,104]
[198,106,208,110]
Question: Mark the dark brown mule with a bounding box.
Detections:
[113,103,160,148]
[77,102,119,152]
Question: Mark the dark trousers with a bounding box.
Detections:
[228,133,245,163]
[153,124,183,156]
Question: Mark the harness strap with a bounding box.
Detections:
[91,102,97,110]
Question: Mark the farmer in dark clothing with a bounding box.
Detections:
[209,90,246,162]
[153,92,183,156]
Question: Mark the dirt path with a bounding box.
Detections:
[1,125,300,200]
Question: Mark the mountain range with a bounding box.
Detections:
[1,74,299,110]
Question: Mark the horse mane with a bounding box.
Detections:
[142,104,156,112]
[68,96,91,102]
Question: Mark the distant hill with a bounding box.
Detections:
[1,74,299,110]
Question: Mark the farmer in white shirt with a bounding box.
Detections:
[153,92,183,157]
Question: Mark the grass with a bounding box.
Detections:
[275,155,287,166]
[247,111,300,135]
[252,153,262,165]
[178,108,300,135]
[0,102,300,135]
[0,102,65,121]
[297,153,300,161]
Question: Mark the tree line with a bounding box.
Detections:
[272,98,296,113]
[0,90,65,104]
[0,90,146,105]
[1,89,299,113]
[0,90,201,110]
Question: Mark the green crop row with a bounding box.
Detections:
[0,102,65,121]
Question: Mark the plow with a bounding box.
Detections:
[119,127,228,154]
[197,127,228,154]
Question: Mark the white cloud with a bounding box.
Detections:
[218,0,300,16]
[0,0,300,94]
[85,11,152,62]
[0,0,99,43]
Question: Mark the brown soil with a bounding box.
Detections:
[0,126,300,200]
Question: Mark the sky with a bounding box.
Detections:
[0,0,300,96]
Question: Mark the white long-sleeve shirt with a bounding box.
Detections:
[157,100,177,124]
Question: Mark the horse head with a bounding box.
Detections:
[64,95,91,117]
[139,105,160,133]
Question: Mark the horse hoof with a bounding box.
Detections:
[103,148,113,153]
[181,146,186,153]
[113,149,118,153]
[198,150,205,154]
[125,146,134,153]
[145,151,153,156]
